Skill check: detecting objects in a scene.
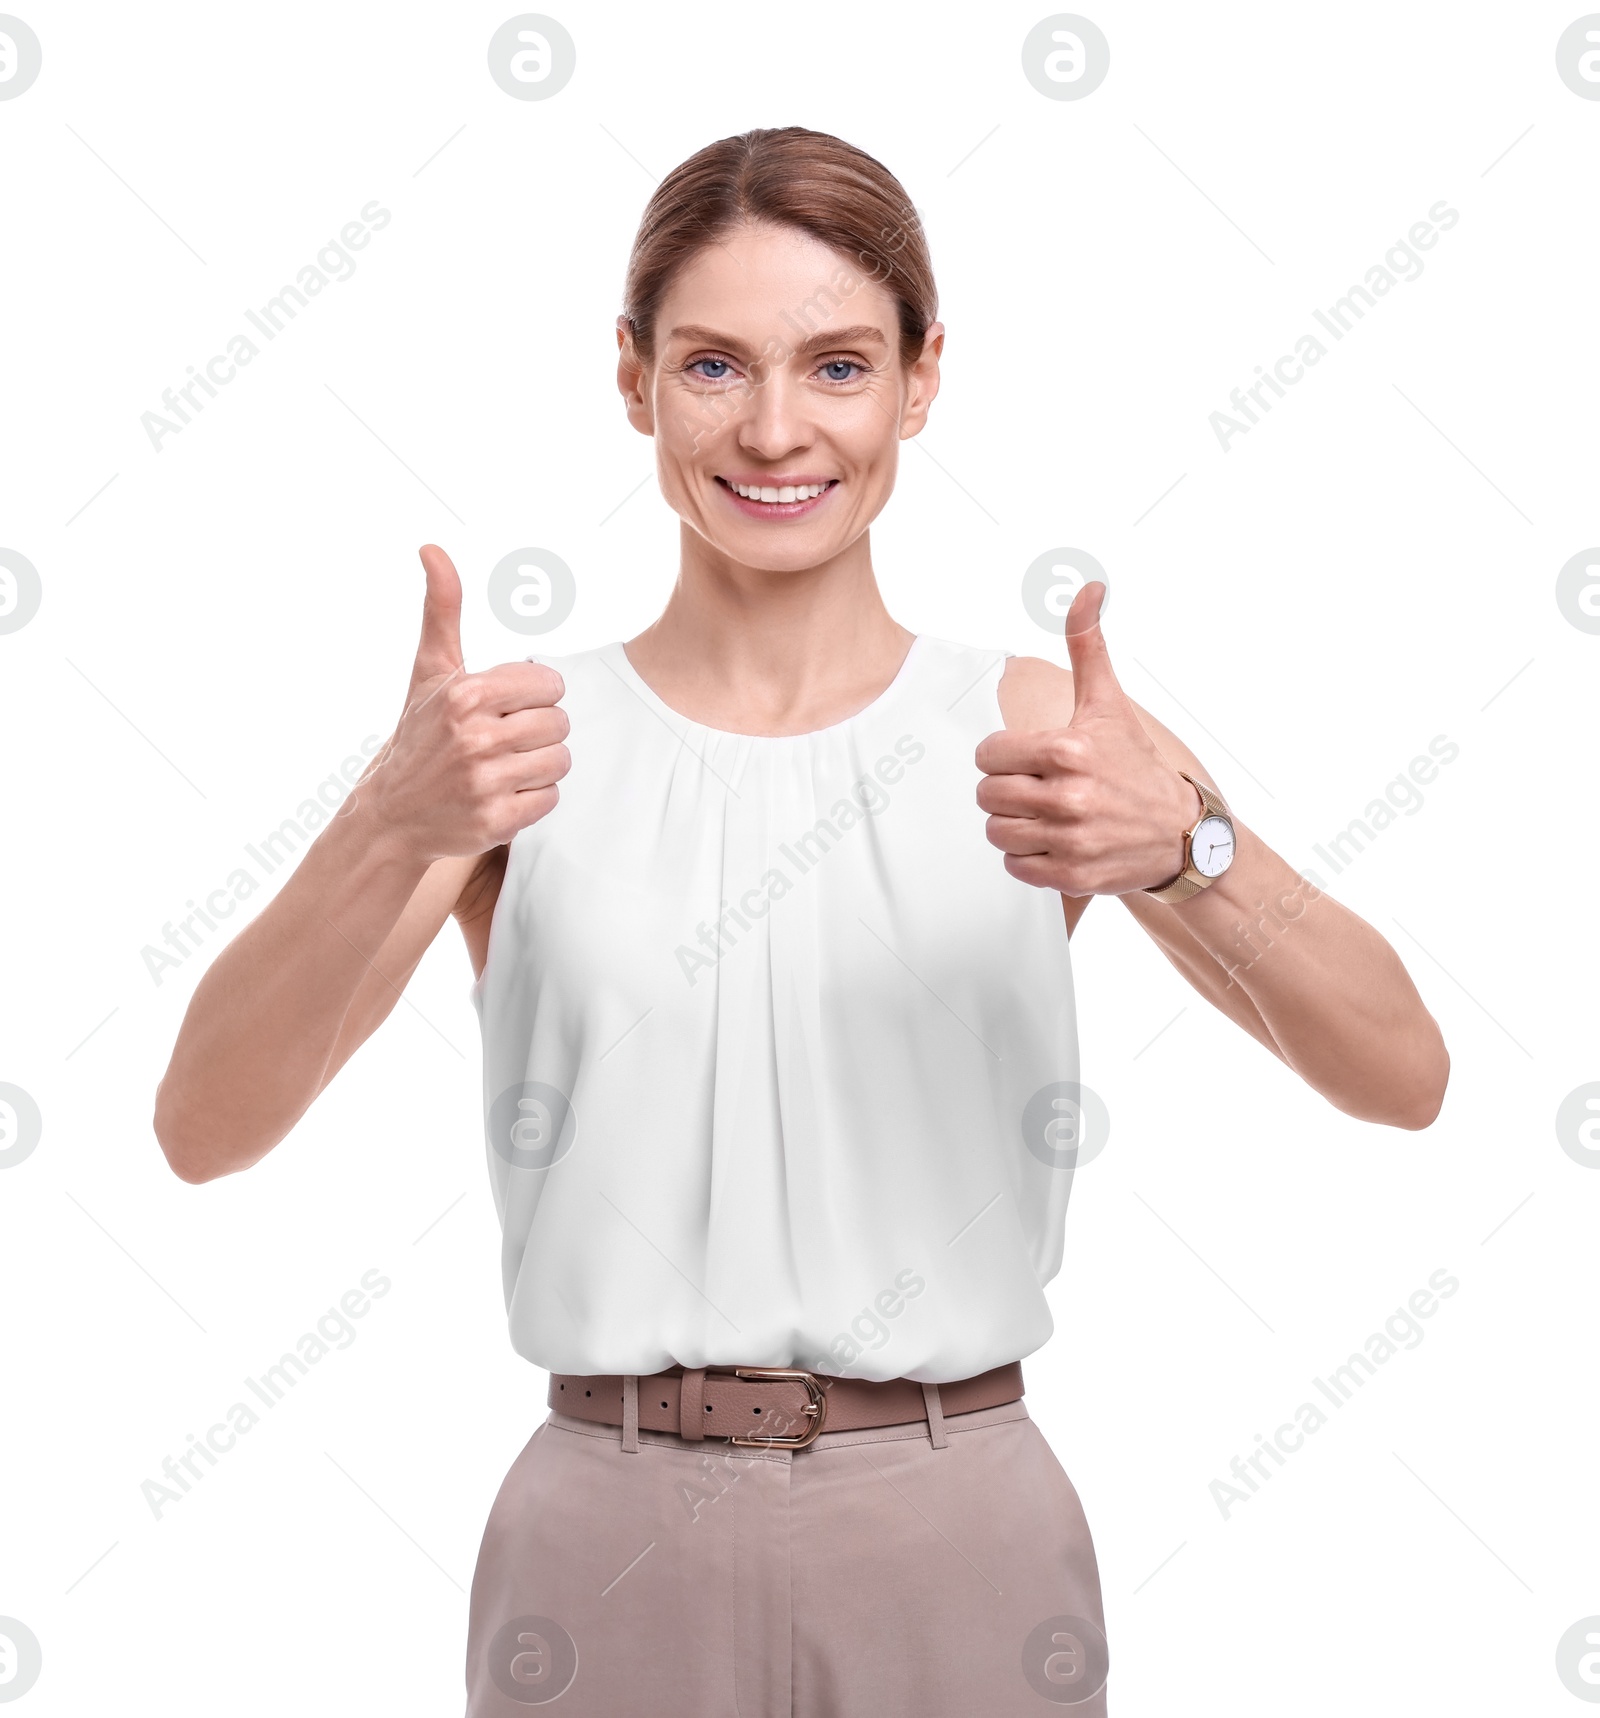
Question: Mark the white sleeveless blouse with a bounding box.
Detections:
[470,634,1082,1383]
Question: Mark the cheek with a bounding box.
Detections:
[660,387,752,464]
[837,394,901,466]
[654,402,714,472]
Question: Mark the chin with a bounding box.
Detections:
[713,532,841,573]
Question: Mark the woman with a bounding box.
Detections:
[154,126,1449,1715]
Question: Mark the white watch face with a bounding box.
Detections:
[1191,814,1235,878]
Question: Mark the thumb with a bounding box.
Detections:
[410,543,465,688]
[1064,580,1124,720]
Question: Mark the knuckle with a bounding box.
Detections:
[459,722,498,760]
[521,785,559,827]
[529,704,569,746]
[1042,731,1081,772]
[442,677,478,721]
[529,664,564,705]
[1058,824,1093,865]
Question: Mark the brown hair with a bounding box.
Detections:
[621,126,937,372]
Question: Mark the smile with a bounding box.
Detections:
[715,476,839,515]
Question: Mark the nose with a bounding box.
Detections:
[734,364,813,463]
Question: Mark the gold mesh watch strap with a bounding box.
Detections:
[1144,771,1231,904]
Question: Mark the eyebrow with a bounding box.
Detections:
[666,322,890,355]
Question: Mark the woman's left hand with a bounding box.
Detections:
[975,581,1205,897]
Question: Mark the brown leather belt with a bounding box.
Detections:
[548,1360,1024,1450]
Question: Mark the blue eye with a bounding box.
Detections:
[686,353,864,384]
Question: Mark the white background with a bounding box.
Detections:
[2,2,1597,1713]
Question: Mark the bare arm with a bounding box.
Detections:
[152,545,568,1183]
[152,806,480,1182]
[1120,733,1448,1126]
[987,590,1448,1130]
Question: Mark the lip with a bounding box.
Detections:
[715,475,839,519]
[720,473,835,488]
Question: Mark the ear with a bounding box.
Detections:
[898,319,944,440]
[615,314,655,437]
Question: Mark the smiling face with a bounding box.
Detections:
[617,221,943,574]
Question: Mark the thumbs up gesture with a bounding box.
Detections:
[358,545,570,863]
[975,582,1203,896]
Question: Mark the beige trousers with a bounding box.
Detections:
[464,1392,1109,1715]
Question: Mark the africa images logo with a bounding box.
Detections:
[674,734,926,985]
[1209,201,1461,452]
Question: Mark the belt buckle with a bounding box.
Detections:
[728,1367,828,1449]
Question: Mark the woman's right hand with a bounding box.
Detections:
[357,543,571,863]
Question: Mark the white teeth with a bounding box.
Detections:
[729,480,831,501]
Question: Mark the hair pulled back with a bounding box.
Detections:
[621,126,937,371]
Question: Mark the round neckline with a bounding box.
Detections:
[606,633,924,742]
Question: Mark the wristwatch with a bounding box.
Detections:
[1144,771,1235,904]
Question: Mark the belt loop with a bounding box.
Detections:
[620,1375,640,1453]
[920,1381,949,1449]
[679,1367,707,1441]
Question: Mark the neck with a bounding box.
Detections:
[621,522,914,736]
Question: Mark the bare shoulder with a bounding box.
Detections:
[996,654,1075,731]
